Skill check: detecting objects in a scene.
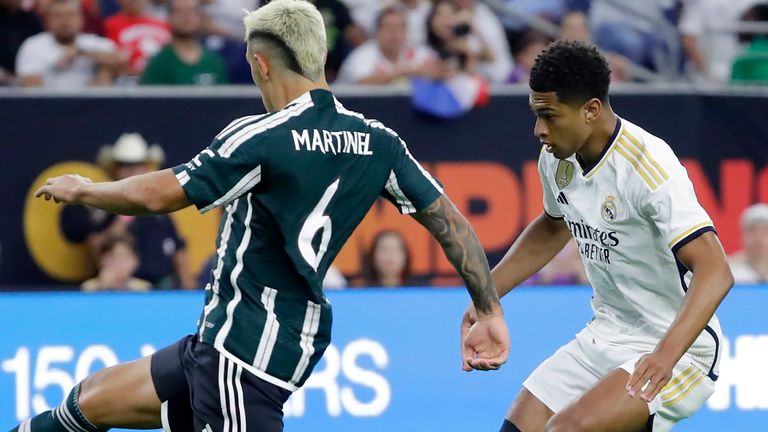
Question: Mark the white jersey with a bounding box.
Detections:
[538,116,722,380]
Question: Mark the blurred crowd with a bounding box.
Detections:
[3,0,768,89]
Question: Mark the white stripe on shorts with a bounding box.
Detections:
[226,358,238,431]
[160,400,171,432]
[218,353,232,432]
[234,363,246,431]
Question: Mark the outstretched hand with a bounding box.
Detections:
[460,303,510,371]
[35,174,91,204]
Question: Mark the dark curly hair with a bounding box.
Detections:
[529,40,611,105]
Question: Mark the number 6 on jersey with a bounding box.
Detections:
[298,178,340,271]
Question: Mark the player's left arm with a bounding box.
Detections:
[628,231,733,401]
[35,169,191,215]
[627,163,735,401]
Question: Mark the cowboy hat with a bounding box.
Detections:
[97,132,165,167]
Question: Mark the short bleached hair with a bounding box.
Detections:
[243,0,327,82]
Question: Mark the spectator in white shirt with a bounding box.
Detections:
[16,0,122,88]
[344,0,429,47]
[679,0,762,83]
[451,0,513,83]
[336,6,449,84]
[729,203,768,284]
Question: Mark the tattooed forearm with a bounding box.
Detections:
[412,195,500,314]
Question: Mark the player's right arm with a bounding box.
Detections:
[35,169,191,215]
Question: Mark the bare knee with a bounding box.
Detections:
[77,373,109,425]
[544,410,591,432]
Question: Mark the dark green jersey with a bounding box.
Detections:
[172,89,442,390]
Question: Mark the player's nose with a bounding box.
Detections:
[534,117,548,139]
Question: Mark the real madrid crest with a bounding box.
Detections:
[602,194,618,223]
[555,160,574,190]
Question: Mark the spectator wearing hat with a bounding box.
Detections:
[16,0,122,88]
[728,203,768,283]
[60,132,197,289]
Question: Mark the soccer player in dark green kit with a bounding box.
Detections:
[23,1,509,431]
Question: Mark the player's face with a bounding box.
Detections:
[529,91,592,160]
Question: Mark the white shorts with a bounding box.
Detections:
[523,327,716,431]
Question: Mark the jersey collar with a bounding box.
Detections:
[283,90,314,110]
[580,116,622,178]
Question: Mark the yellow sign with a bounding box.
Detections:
[24,162,219,284]
[24,162,109,281]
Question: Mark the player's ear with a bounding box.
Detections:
[583,98,602,124]
[253,52,271,81]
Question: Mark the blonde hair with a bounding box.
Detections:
[243,0,327,82]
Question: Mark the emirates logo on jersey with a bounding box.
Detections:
[602,194,618,223]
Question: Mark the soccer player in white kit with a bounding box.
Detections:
[460,41,735,432]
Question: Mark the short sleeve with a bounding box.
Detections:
[678,0,704,36]
[538,149,563,219]
[172,119,268,213]
[15,38,46,75]
[642,175,715,254]
[381,137,443,214]
[336,45,376,84]
[139,52,166,85]
[60,206,116,242]
[78,35,116,53]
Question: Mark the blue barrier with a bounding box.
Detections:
[1,287,766,431]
